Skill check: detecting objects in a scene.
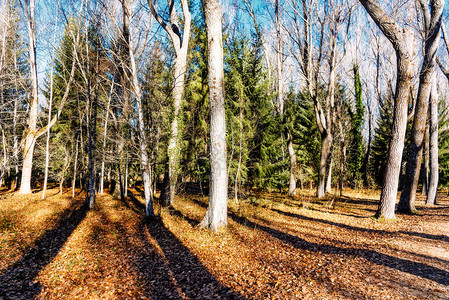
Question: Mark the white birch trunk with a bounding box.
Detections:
[100,82,113,195]
[200,0,228,231]
[426,78,438,205]
[19,0,38,195]
[148,0,191,205]
[72,138,78,198]
[123,0,154,216]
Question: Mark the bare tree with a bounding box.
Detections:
[121,0,154,217]
[398,0,444,214]
[358,0,415,219]
[199,0,228,232]
[19,0,77,194]
[148,0,191,206]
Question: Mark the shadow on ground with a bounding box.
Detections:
[0,200,87,300]
[119,195,244,299]
[227,210,449,286]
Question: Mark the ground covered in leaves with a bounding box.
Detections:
[0,186,448,299]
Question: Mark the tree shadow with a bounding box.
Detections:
[168,207,200,228]
[272,208,449,243]
[228,212,449,286]
[142,219,244,299]
[0,201,87,300]
[304,206,368,219]
[115,196,243,299]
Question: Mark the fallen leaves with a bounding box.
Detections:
[0,187,448,299]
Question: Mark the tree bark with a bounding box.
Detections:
[123,0,154,217]
[359,0,415,219]
[199,0,228,232]
[148,0,191,206]
[19,0,38,194]
[426,78,438,205]
[72,138,78,198]
[100,82,113,195]
[398,0,444,213]
[422,120,429,196]
[287,131,297,196]
[317,132,332,198]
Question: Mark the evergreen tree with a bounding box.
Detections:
[348,65,365,187]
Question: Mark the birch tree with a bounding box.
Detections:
[147,0,191,206]
[199,0,228,232]
[121,0,154,217]
[18,0,77,194]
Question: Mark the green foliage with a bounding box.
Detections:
[370,92,412,187]
[284,88,321,188]
[181,14,210,185]
[142,43,172,180]
[348,65,365,186]
[438,97,449,187]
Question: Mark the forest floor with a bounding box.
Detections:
[0,186,448,299]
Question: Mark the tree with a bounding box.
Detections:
[426,77,438,204]
[359,0,415,219]
[348,64,365,187]
[148,0,191,206]
[199,0,227,232]
[398,0,444,213]
[18,0,77,194]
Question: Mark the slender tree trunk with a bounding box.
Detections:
[426,79,438,205]
[422,119,430,196]
[317,133,332,198]
[287,131,297,196]
[100,82,113,195]
[19,0,38,194]
[72,138,78,198]
[326,155,332,192]
[398,0,443,213]
[148,0,191,206]
[199,0,228,232]
[13,53,19,190]
[124,0,154,217]
[42,64,55,199]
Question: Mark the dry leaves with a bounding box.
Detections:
[0,187,448,299]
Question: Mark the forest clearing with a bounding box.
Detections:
[0,187,448,299]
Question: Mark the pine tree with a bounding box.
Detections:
[348,65,365,187]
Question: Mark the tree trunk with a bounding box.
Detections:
[199,0,228,232]
[100,82,113,195]
[426,79,438,205]
[148,0,191,206]
[376,49,414,219]
[398,0,443,213]
[317,132,332,198]
[422,120,429,196]
[72,138,78,198]
[326,155,332,193]
[287,131,297,196]
[124,0,154,217]
[359,0,415,219]
[42,62,55,199]
[166,54,187,205]
[19,0,38,195]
